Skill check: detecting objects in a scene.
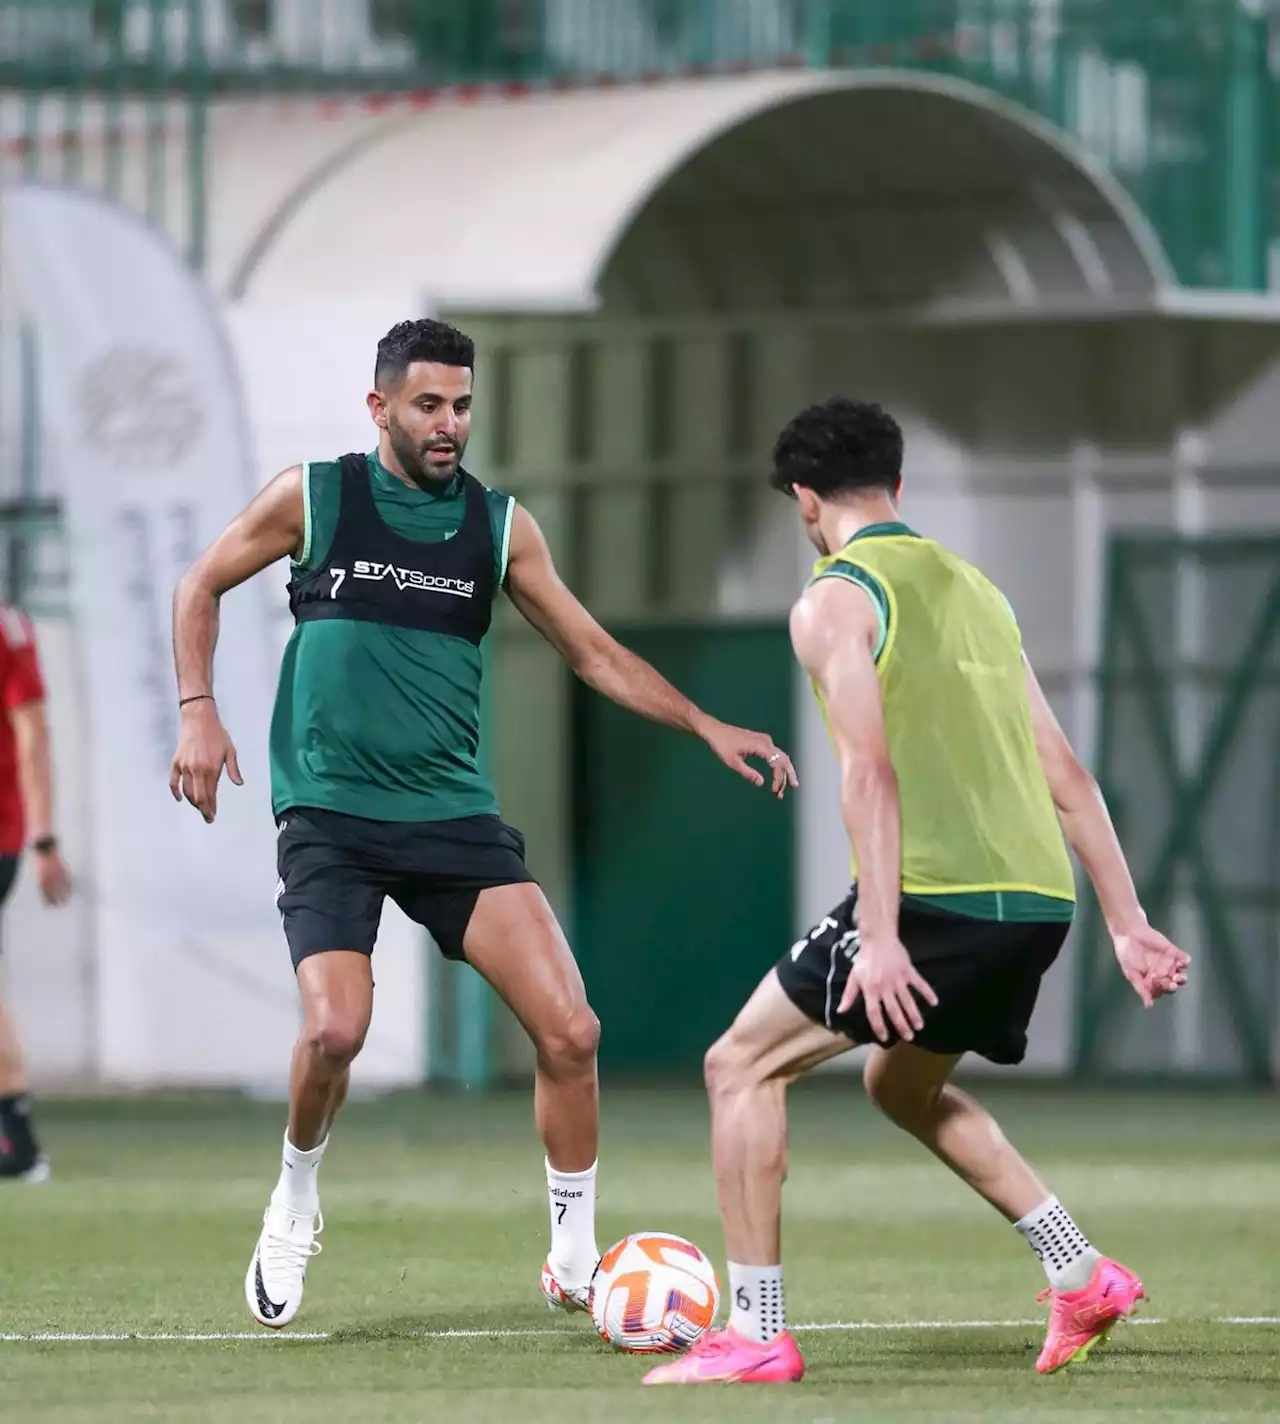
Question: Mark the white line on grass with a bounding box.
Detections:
[799,1318,1122,1332]
[1,1317,1276,1343]
[0,1332,332,1342]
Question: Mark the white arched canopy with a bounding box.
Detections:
[226,70,1173,321]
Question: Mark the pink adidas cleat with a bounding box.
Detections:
[1036,1257,1145,1374]
[642,1326,805,1385]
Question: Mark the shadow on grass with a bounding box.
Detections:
[327,1310,606,1350]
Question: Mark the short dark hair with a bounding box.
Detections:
[770,397,903,498]
[375,318,475,387]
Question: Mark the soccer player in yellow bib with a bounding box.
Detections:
[644,397,1191,1388]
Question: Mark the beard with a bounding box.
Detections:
[387,414,464,487]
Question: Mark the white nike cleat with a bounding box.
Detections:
[245,1203,322,1329]
[0,1155,50,1184]
[20,1157,51,1184]
[540,1256,594,1314]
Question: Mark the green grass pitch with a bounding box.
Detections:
[1,1081,1276,1421]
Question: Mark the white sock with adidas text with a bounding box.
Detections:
[546,1158,598,1287]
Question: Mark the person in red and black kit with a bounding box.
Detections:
[0,605,71,1181]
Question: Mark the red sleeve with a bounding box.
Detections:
[0,610,45,711]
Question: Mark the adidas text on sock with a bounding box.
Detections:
[546,1158,598,1286]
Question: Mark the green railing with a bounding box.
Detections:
[1074,534,1280,1084]
[0,0,1273,291]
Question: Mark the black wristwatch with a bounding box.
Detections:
[30,835,58,855]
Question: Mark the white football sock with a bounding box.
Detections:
[728,1262,786,1344]
[1015,1195,1101,1292]
[545,1158,599,1287]
[269,1133,327,1217]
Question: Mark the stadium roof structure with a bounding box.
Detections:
[221,69,1280,326]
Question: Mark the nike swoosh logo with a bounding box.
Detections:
[255,1258,286,1320]
[736,1350,790,1381]
[688,1348,785,1382]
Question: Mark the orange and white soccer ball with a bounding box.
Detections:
[590,1231,720,1354]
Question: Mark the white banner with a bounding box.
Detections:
[1,184,299,1086]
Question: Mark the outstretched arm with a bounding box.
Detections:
[504,504,797,795]
[1023,655,1189,1006]
[790,578,935,1040]
[169,466,305,821]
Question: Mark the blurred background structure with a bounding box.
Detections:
[2,0,1279,1093]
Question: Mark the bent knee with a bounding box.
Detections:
[704,1031,754,1097]
[538,1003,600,1072]
[306,1008,368,1065]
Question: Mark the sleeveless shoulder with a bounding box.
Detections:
[807,555,891,663]
[968,563,1021,636]
[294,458,344,574]
[477,480,516,585]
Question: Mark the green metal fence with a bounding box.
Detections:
[0,0,1272,580]
[1074,533,1280,1084]
[0,0,1273,596]
[1,1,1272,609]
[0,0,1273,293]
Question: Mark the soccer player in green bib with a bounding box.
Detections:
[644,398,1190,1388]
[168,319,796,1330]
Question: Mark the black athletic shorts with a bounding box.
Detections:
[275,807,536,969]
[775,886,1070,1065]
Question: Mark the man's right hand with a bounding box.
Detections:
[169,700,243,823]
[1113,922,1190,1008]
[838,933,938,1043]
